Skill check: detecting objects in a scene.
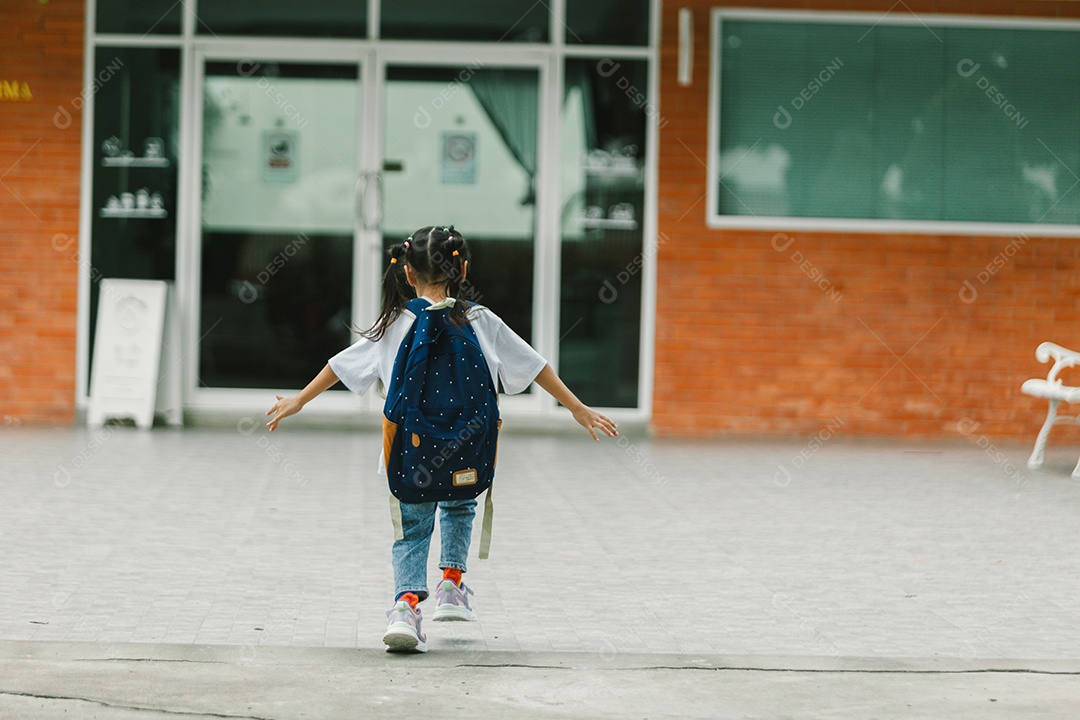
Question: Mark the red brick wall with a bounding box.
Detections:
[653,0,1080,439]
[0,1,85,425]
[2,0,1075,438]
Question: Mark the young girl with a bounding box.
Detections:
[265,225,617,652]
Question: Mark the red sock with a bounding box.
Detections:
[442,568,462,586]
[398,592,420,609]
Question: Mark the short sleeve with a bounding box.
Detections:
[328,336,381,396]
[469,307,547,395]
[328,311,415,397]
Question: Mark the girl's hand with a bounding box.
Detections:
[571,404,618,442]
[266,394,303,432]
[532,364,616,442]
[264,366,341,432]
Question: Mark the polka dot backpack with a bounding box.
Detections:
[382,297,502,554]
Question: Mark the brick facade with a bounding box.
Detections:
[2,1,1077,439]
[0,1,85,425]
[653,1,1080,438]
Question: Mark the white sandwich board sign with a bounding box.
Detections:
[87,279,182,429]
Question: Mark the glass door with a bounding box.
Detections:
[193,53,364,392]
[188,49,554,409]
[376,59,548,402]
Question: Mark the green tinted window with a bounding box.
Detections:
[716,18,1080,225]
[381,0,548,42]
[559,59,650,408]
[96,0,181,34]
[196,0,366,37]
[566,0,650,46]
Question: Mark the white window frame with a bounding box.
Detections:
[707,8,1080,238]
[77,0,659,426]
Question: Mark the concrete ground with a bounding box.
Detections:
[1,424,1079,717]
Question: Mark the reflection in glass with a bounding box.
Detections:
[871,26,944,221]
[199,63,359,389]
[381,0,548,42]
[559,59,647,408]
[383,66,538,350]
[717,19,1080,224]
[199,233,353,389]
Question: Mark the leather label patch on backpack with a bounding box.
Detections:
[452,469,478,486]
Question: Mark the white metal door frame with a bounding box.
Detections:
[184,42,370,414]
[80,20,658,424]
[372,46,554,414]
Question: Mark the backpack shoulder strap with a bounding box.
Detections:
[405,297,431,315]
[478,486,494,559]
[384,297,432,420]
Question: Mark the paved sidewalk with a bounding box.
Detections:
[2,424,1080,716]
[1,641,1078,719]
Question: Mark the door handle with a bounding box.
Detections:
[362,171,383,232]
[355,172,369,231]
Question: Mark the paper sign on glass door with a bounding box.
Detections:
[263,130,298,183]
[442,132,476,184]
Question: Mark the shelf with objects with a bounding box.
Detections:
[576,146,645,232]
[97,135,171,219]
[87,47,180,401]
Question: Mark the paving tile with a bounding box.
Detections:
[3,428,1080,659]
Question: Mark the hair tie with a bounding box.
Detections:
[451,250,460,257]
[390,257,398,264]
[403,240,410,250]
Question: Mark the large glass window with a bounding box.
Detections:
[566,0,650,46]
[712,14,1080,227]
[89,47,180,375]
[87,1,656,411]
[382,66,538,353]
[95,0,181,35]
[380,0,548,42]
[198,62,359,389]
[195,0,366,38]
[559,58,649,408]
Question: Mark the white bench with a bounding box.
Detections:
[1021,342,1080,477]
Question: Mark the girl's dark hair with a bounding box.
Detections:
[360,225,473,341]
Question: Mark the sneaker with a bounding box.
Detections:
[432,579,476,622]
[382,600,427,653]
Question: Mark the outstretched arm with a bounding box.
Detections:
[265,363,341,431]
[533,363,618,442]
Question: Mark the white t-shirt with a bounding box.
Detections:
[328,298,547,401]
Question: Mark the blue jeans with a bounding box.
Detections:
[392,497,476,602]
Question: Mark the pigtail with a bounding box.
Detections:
[360,241,411,341]
[358,226,475,338]
[440,227,472,329]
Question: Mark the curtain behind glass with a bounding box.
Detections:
[469,69,538,204]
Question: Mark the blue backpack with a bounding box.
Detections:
[382,298,501,509]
